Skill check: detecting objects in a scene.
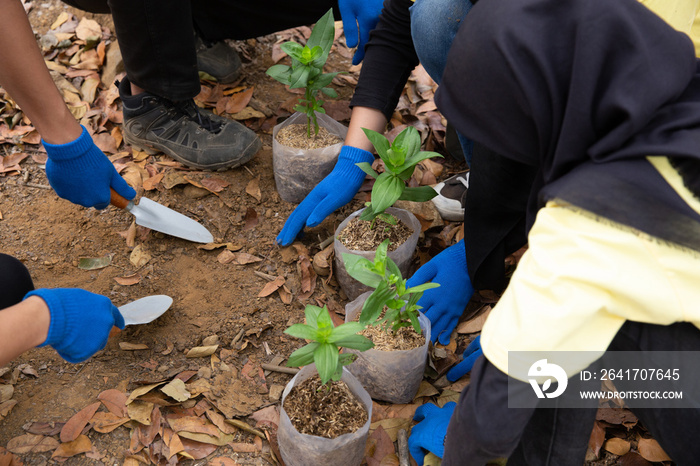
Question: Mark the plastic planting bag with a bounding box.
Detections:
[334,207,421,300]
[278,364,372,466]
[272,111,348,203]
[344,291,431,403]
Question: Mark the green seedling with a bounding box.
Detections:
[355,126,443,223]
[266,8,341,138]
[285,304,374,385]
[342,239,440,335]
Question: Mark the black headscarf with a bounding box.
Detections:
[437,0,700,201]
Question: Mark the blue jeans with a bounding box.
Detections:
[410,0,474,165]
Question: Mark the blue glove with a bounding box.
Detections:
[24,288,125,363]
[276,145,374,246]
[339,0,385,65]
[406,240,474,345]
[409,402,456,465]
[43,125,136,209]
[446,335,482,382]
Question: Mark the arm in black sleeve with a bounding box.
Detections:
[349,0,420,120]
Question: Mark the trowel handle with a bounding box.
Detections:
[110,188,130,209]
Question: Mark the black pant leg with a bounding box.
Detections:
[60,0,110,13]
[106,0,200,101]
[0,253,35,310]
[192,0,339,41]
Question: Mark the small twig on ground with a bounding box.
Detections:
[243,165,255,177]
[261,363,299,375]
[318,235,334,249]
[225,419,266,439]
[254,270,278,281]
[398,428,410,466]
[6,179,51,189]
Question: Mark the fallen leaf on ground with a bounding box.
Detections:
[114,273,141,286]
[127,400,154,425]
[90,412,129,433]
[243,208,259,230]
[217,250,262,265]
[369,418,412,442]
[456,306,492,334]
[97,389,128,417]
[186,345,218,358]
[637,438,671,462]
[246,176,261,201]
[0,385,13,403]
[201,176,229,194]
[51,435,92,460]
[364,425,396,466]
[7,434,59,454]
[129,244,151,267]
[119,342,149,351]
[60,402,100,443]
[77,255,112,270]
[258,276,285,297]
[0,446,21,466]
[604,438,630,456]
[160,379,191,402]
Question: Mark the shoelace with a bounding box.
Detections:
[172,99,223,134]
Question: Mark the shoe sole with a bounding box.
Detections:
[123,131,261,171]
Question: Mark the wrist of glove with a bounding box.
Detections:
[408,402,457,465]
[406,240,473,345]
[446,335,482,382]
[24,288,125,363]
[276,145,374,246]
[43,125,135,209]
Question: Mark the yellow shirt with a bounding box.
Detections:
[639,0,700,55]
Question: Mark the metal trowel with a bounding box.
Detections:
[118,295,174,326]
[111,189,214,244]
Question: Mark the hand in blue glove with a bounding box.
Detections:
[446,335,482,382]
[406,240,474,345]
[409,402,456,465]
[43,125,136,209]
[276,145,374,246]
[339,0,385,65]
[24,288,125,363]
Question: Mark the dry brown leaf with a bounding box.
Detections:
[90,412,129,433]
[243,207,259,230]
[60,402,100,443]
[217,250,262,265]
[97,389,127,417]
[179,437,218,460]
[228,442,258,453]
[186,345,219,358]
[167,416,221,437]
[114,273,141,286]
[178,431,234,446]
[225,88,254,114]
[0,385,14,403]
[0,446,22,466]
[127,383,164,404]
[637,438,671,462]
[160,379,191,402]
[205,409,237,435]
[245,176,261,201]
[127,400,154,425]
[51,435,92,460]
[142,172,163,191]
[0,400,18,420]
[129,244,151,267]
[298,254,316,295]
[119,342,149,351]
[456,306,492,334]
[75,18,101,40]
[604,438,630,456]
[413,380,439,399]
[258,276,285,297]
[587,421,606,458]
[230,107,265,120]
[7,434,59,454]
[364,425,396,466]
[201,176,229,193]
[369,418,412,442]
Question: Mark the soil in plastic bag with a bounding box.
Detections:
[272,111,348,203]
[334,207,421,300]
[344,292,431,403]
[278,365,372,466]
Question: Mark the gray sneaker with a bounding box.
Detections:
[119,78,261,171]
[431,171,469,222]
[195,34,242,84]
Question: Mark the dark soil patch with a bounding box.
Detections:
[283,376,367,439]
[337,217,413,252]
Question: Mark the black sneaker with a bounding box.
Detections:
[195,34,242,83]
[118,78,261,171]
[431,171,469,222]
